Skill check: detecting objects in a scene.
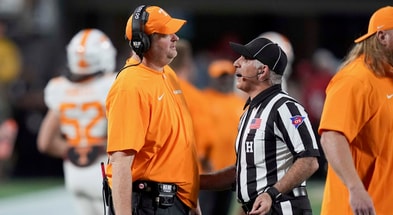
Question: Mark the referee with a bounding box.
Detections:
[200,37,320,215]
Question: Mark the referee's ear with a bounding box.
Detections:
[260,64,269,75]
[258,66,269,82]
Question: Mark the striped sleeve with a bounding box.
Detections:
[275,99,320,158]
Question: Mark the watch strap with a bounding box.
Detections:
[265,186,282,202]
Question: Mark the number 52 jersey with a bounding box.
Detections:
[43,73,116,147]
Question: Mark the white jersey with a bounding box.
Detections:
[44,73,116,147]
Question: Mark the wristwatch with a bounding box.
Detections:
[265,186,282,202]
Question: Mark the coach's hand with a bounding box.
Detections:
[349,187,376,215]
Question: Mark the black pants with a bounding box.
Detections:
[108,192,190,215]
[199,189,234,215]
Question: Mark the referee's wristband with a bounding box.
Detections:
[265,186,282,202]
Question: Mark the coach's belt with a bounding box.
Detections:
[133,180,178,194]
[133,180,178,207]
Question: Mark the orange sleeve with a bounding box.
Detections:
[106,77,150,153]
[318,74,373,143]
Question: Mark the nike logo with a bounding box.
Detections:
[387,94,393,99]
[158,93,165,101]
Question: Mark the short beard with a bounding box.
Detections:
[385,47,393,66]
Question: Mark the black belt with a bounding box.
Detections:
[133,180,178,194]
[241,186,308,213]
[290,186,308,198]
[133,180,178,208]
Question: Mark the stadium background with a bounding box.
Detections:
[0,0,390,214]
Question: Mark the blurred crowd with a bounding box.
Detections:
[0,0,65,180]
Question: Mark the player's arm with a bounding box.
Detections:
[37,109,68,158]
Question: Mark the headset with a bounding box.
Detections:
[116,5,150,79]
[131,5,150,58]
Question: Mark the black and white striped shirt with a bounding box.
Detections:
[235,84,320,203]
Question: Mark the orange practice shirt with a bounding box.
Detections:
[203,89,245,170]
[319,56,393,215]
[178,79,218,173]
[105,58,200,208]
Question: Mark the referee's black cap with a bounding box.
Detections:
[229,37,287,75]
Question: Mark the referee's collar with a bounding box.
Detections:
[244,84,282,110]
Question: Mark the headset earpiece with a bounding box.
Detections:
[131,5,150,58]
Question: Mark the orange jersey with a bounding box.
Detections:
[203,88,245,170]
[319,56,393,215]
[178,80,217,172]
[105,58,199,208]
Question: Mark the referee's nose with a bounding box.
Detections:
[233,56,244,69]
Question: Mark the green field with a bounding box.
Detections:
[307,179,325,215]
[0,177,64,199]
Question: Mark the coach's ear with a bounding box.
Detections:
[376,30,389,46]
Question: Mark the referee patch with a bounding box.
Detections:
[250,118,262,129]
[290,115,305,128]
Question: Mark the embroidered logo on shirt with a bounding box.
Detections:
[290,115,305,129]
[250,118,262,129]
[173,89,182,94]
[158,93,165,101]
[387,94,393,99]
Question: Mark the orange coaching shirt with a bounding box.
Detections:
[203,89,244,170]
[105,58,200,209]
[318,56,393,215]
[178,79,218,173]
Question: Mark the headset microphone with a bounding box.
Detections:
[235,72,262,79]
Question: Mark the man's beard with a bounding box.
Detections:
[383,47,393,76]
[386,49,393,65]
